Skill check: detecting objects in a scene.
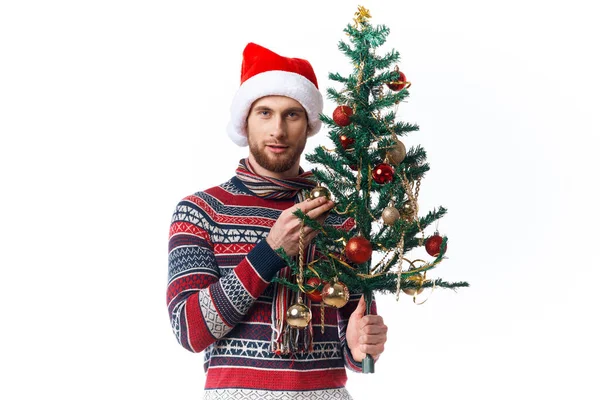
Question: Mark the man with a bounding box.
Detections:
[167,42,387,399]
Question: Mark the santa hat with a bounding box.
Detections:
[226,43,324,147]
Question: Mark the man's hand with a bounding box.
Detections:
[346,295,388,362]
[266,196,335,257]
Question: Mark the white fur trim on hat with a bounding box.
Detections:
[226,70,324,147]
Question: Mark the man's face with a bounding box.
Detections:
[246,95,309,178]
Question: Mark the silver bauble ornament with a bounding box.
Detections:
[382,206,400,226]
[386,140,406,165]
[371,85,384,100]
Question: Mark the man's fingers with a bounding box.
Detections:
[305,200,335,219]
[297,196,328,213]
[360,315,385,327]
[359,343,385,357]
[360,324,388,336]
[359,332,387,345]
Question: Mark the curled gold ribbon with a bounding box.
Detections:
[413,277,436,305]
[328,253,356,271]
[389,81,412,90]
[357,272,385,279]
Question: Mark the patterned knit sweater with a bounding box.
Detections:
[167,176,374,399]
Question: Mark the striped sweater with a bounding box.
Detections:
[167,176,374,399]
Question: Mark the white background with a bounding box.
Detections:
[1,1,599,399]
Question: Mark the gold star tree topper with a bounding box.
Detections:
[353,5,372,27]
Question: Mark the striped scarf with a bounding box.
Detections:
[235,158,317,354]
[235,158,316,199]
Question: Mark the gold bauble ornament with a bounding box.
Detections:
[382,206,400,226]
[399,201,417,221]
[286,301,312,328]
[386,140,407,166]
[310,186,331,200]
[402,274,425,296]
[322,281,350,308]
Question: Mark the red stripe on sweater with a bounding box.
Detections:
[214,243,255,254]
[339,217,356,232]
[169,221,212,244]
[205,367,348,391]
[184,193,286,227]
[216,215,275,227]
[234,258,270,298]
[183,292,213,352]
[206,186,295,209]
[167,274,217,304]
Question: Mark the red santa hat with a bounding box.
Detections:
[227,43,324,147]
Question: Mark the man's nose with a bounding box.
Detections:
[270,115,286,138]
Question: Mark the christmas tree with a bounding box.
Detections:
[274,6,469,373]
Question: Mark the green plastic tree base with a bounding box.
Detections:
[362,354,375,374]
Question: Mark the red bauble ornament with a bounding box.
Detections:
[333,105,353,127]
[306,277,323,302]
[425,233,445,257]
[340,134,355,150]
[372,163,395,184]
[387,70,408,91]
[345,236,373,264]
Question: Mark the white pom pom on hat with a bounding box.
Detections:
[226,42,324,147]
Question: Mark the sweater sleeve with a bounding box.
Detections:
[166,197,286,353]
[337,293,378,373]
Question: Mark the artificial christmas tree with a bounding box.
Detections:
[273,5,469,374]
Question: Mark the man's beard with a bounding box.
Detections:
[248,137,307,174]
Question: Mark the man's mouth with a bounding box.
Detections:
[266,144,288,153]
